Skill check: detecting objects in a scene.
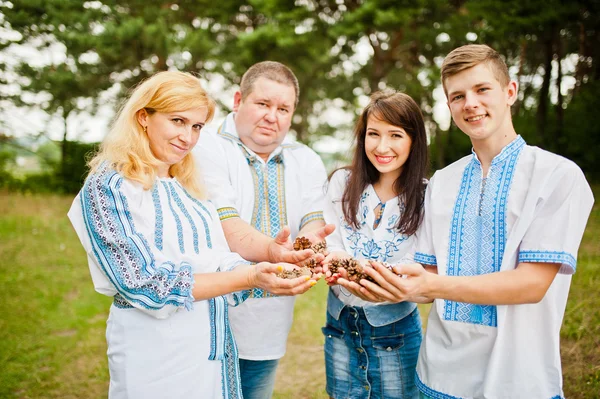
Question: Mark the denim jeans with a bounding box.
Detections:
[238,358,279,399]
[323,306,422,399]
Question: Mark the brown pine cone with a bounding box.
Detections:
[292,237,328,271]
[293,237,312,251]
[329,259,394,284]
[277,266,312,279]
[310,241,327,254]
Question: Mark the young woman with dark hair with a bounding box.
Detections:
[322,90,428,399]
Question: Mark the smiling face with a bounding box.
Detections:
[364,115,413,181]
[445,62,517,146]
[233,77,296,160]
[137,107,209,177]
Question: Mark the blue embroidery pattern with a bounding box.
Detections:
[161,181,185,253]
[151,184,163,250]
[81,168,194,311]
[343,190,409,262]
[168,182,200,254]
[245,152,288,299]
[519,250,576,271]
[444,136,525,327]
[414,252,437,265]
[218,207,240,221]
[300,211,324,230]
[416,374,463,399]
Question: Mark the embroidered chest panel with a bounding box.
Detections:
[342,190,409,263]
[444,139,524,327]
[246,153,288,238]
[152,181,215,253]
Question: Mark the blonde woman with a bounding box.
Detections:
[68,71,316,399]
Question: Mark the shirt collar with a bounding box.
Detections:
[217,112,284,164]
[471,135,526,166]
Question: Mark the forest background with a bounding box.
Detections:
[1,0,599,189]
[0,0,599,398]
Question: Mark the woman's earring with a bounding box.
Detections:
[143,125,147,133]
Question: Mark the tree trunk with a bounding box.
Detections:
[536,32,554,148]
[555,36,564,146]
[61,107,69,176]
[513,40,527,116]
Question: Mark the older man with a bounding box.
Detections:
[195,61,330,399]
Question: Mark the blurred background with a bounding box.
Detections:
[0,1,598,398]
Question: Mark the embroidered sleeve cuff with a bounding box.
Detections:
[228,289,252,306]
[217,207,240,221]
[299,211,324,230]
[249,288,278,299]
[414,252,437,266]
[518,250,576,274]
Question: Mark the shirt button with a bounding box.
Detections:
[360,366,366,370]
[352,331,359,336]
[386,347,392,352]
[356,348,363,353]
[364,385,370,390]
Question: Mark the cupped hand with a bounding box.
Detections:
[249,262,320,296]
[337,262,433,304]
[322,251,351,285]
[267,226,313,264]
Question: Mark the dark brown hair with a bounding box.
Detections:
[341,90,428,236]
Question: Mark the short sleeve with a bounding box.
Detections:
[413,174,437,266]
[194,130,241,221]
[323,169,349,253]
[298,148,328,230]
[518,162,594,274]
[68,168,195,319]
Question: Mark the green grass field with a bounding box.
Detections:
[1,189,598,398]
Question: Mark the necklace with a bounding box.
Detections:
[373,202,386,229]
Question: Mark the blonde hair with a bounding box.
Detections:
[441,44,510,94]
[89,71,215,199]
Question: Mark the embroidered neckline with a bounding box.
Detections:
[470,135,526,166]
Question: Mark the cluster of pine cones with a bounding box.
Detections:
[329,258,394,284]
[276,237,328,279]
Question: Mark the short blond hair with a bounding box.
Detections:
[240,61,299,108]
[89,71,215,199]
[441,44,510,94]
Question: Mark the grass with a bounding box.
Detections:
[1,188,598,398]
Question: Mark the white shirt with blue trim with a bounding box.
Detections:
[194,112,327,360]
[68,166,249,398]
[413,136,594,399]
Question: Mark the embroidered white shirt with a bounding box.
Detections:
[413,136,594,399]
[194,112,327,360]
[68,167,248,398]
[324,169,415,307]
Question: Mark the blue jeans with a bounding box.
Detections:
[323,306,422,399]
[238,358,279,399]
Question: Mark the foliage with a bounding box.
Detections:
[0,0,599,191]
[0,139,96,194]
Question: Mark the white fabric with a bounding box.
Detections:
[68,168,247,398]
[194,112,327,360]
[414,137,594,399]
[324,169,416,307]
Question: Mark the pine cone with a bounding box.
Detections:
[292,237,328,271]
[277,266,312,279]
[293,236,312,251]
[329,259,394,284]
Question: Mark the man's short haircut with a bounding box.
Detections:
[441,44,511,93]
[239,61,300,108]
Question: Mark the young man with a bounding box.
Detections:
[195,61,330,399]
[339,44,594,398]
